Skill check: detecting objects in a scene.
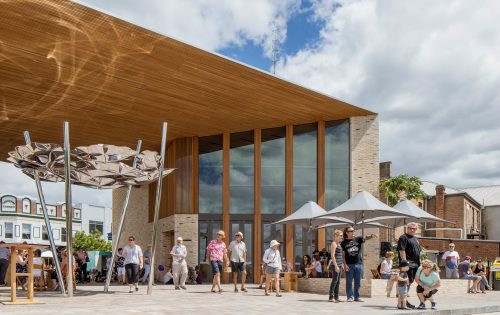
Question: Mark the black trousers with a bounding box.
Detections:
[0,259,8,285]
[329,266,343,300]
[125,263,140,284]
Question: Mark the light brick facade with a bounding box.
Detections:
[350,114,381,278]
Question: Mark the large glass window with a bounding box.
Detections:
[261,127,286,214]
[199,135,223,214]
[5,222,13,239]
[22,223,31,239]
[293,123,317,211]
[230,131,254,214]
[294,226,317,270]
[325,120,350,210]
[1,196,16,212]
[89,220,104,234]
[198,219,222,282]
[262,221,286,259]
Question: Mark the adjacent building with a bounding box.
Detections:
[0,195,112,246]
[462,185,500,240]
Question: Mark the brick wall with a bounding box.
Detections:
[350,114,380,278]
[419,238,500,262]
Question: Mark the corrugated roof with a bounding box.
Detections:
[462,186,500,207]
[421,180,462,197]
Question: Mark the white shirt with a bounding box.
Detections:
[164,271,173,284]
[263,248,281,268]
[313,261,322,273]
[442,250,460,268]
[123,245,143,265]
[170,244,187,264]
[381,258,393,274]
[33,257,43,277]
[228,240,247,263]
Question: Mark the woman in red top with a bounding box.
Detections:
[206,230,229,293]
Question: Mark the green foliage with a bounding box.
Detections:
[72,230,112,252]
[380,174,426,206]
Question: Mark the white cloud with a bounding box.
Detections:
[276,0,500,187]
[74,0,301,57]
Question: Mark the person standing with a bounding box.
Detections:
[341,226,377,302]
[0,241,10,286]
[263,240,282,297]
[397,222,421,309]
[228,231,247,293]
[328,229,343,303]
[170,236,188,290]
[140,245,152,284]
[77,249,89,282]
[441,243,460,279]
[115,248,126,284]
[206,230,229,294]
[123,236,143,293]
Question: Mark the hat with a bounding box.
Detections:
[235,232,243,238]
[399,260,409,268]
[217,230,225,238]
[465,256,472,261]
[176,237,183,241]
[270,240,280,248]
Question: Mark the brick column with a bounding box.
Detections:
[435,185,445,238]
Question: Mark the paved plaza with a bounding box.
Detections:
[1,284,500,315]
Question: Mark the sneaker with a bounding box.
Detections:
[431,302,437,310]
[407,301,416,309]
[175,286,180,290]
[234,288,239,293]
[258,285,263,289]
[276,293,282,297]
[241,287,247,292]
[180,286,187,290]
[347,297,354,302]
[129,290,133,293]
[334,299,341,303]
[354,298,364,302]
[328,299,334,302]
[135,287,139,292]
[386,293,391,298]
[265,292,270,296]
[417,303,426,310]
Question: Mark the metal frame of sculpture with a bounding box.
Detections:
[7,121,172,296]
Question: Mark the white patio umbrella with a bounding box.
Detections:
[316,221,387,230]
[317,190,409,237]
[273,201,352,254]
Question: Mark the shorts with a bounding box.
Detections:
[231,261,246,273]
[266,266,280,275]
[416,285,438,298]
[398,286,408,297]
[464,274,480,281]
[381,274,391,280]
[211,260,223,274]
[117,267,125,276]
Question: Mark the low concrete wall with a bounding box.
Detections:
[298,278,469,298]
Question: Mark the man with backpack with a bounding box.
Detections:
[441,243,460,279]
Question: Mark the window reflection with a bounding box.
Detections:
[230,131,254,214]
[199,135,223,214]
[293,123,317,211]
[325,120,350,210]
[261,127,286,214]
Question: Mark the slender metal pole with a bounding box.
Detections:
[104,140,142,292]
[147,122,168,295]
[63,122,73,297]
[24,131,66,295]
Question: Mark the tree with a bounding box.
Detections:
[380,174,426,206]
[72,230,112,252]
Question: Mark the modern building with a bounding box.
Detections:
[462,185,500,240]
[76,203,113,240]
[0,195,82,246]
[1,1,380,282]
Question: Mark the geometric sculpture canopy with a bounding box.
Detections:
[7,142,174,189]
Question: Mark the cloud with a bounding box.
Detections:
[276,0,500,187]
[75,0,301,57]
[0,162,112,207]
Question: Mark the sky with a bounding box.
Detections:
[2,0,500,207]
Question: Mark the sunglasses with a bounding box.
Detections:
[128,239,134,242]
[408,227,417,230]
[347,230,354,233]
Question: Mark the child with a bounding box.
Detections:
[397,260,410,310]
[116,248,126,284]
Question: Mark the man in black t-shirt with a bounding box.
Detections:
[397,222,421,309]
[341,227,377,302]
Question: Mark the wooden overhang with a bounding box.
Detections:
[0,0,374,157]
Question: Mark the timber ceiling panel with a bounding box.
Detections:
[0,0,374,157]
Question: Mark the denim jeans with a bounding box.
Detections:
[329,266,343,300]
[346,263,363,299]
[140,264,151,283]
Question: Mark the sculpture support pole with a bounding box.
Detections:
[24,131,66,295]
[147,122,168,295]
[104,140,142,292]
[63,122,74,297]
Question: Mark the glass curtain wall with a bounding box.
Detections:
[230,131,254,214]
[293,123,317,211]
[261,127,286,214]
[325,120,350,245]
[199,135,223,214]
